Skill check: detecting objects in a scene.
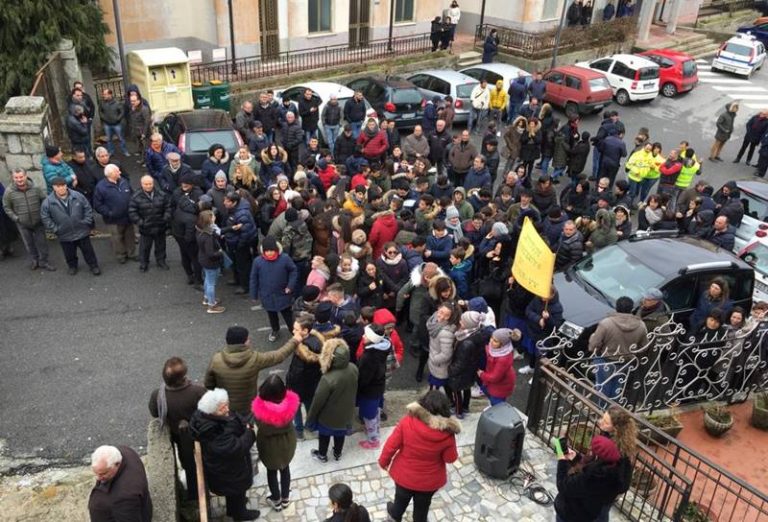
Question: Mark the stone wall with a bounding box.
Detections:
[0,97,49,187]
[145,419,179,522]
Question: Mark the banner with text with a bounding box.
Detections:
[512,217,555,298]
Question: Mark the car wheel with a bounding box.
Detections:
[661,83,678,97]
[565,102,579,118]
[615,89,630,106]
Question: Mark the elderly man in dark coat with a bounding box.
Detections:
[250,235,299,342]
[88,445,152,522]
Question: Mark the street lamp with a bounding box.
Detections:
[551,0,569,69]
[388,0,395,51]
[227,0,237,75]
[112,0,128,88]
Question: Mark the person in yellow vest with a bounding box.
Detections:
[639,142,664,204]
[625,142,653,205]
[675,149,701,193]
[488,80,508,128]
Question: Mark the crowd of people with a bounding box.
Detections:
[1,67,766,522]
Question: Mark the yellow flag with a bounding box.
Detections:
[512,217,555,298]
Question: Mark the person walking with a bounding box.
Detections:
[710,102,739,162]
[3,168,55,270]
[250,235,298,342]
[40,176,100,275]
[251,374,300,512]
[482,29,499,63]
[129,175,171,272]
[93,164,136,263]
[306,339,359,463]
[734,110,768,166]
[380,390,460,522]
[88,445,152,522]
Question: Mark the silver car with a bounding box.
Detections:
[405,69,479,123]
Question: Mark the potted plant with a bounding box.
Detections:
[681,501,712,522]
[752,392,768,431]
[567,422,595,454]
[643,410,684,444]
[703,404,733,437]
[630,468,658,500]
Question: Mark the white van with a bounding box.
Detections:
[575,54,660,105]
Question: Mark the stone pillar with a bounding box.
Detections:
[56,39,82,89]
[0,97,49,188]
[636,0,657,42]
[665,0,684,34]
[146,419,179,522]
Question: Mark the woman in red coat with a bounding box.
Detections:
[379,391,460,522]
[357,118,389,163]
[368,210,399,259]
[477,327,520,405]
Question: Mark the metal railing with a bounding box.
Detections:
[474,16,638,61]
[29,52,67,149]
[698,0,757,20]
[526,361,768,521]
[94,33,432,99]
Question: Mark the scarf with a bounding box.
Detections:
[381,252,403,266]
[364,124,379,138]
[156,378,190,429]
[447,220,464,241]
[489,341,514,358]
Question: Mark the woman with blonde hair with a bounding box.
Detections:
[232,163,262,199]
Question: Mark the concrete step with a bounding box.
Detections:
[692,45,723,60]
[681,40,722,56]
[458,58,482,67]
[672,33,711,47]
[458,51,483,67]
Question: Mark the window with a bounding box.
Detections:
[611,62,635,79]
[565,75,582,90]
[461,69,483,81]
[427,77,450,95]
[590,59,613,72]
[682,60,697,77]
[309,0,331,33]
[408,75,429,88]
[391,88,422,104]
[545,72,564,84]
[723,42,752,56]
[573,247,665,304]
[456,82,477,98]
[589,77,612,91]
[662,276,697,311]
[637,67,659,80]
[395,0,414,22]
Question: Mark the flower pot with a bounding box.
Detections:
[751,396,768,431]
[643,414,684,444]
[630,470,658,500]
[703,410,733,437]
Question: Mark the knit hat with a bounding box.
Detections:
[315,301,333,323]
[214,170,227,181]
[180,173,196,185]
[591,435,621,464]
[45,145,60,158]
[352,229,367,245]
[491,328,521,344]
[50,176,67,186]
[491,222,509,236]
[276,173,289,184]
[262,236,278,252]
[468,297,488,314]
[293,169,307,182]
[643,288,663,301]
[226,326,249,345]
[302,285,321,302]
[445,206,460,221]
[285,207,299,222]
[460,311,484,330]
[364,324,385,344]
[317,158,328,170]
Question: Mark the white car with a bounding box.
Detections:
[575,54,660,105]
[274,82,376,146]
[739,233,768,302]
[712,33,766,78]
[458,63,532,91]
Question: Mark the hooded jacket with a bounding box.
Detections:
[286,330,326,401]
[588,312,648,357]
[508,77,528,104]
[378,402,460,492]
[715,103,737,142]
[306,339,359,430]
[251,390,299,470]
[204,338,298,415]
[357,125,389,160]
[357,337,391,398]
[590,209,618,250]
[40,189,94,242]
[2,178,46,229]
[489,80,508,110]
[427,313,457,379]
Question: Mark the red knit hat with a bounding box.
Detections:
[591,435,621,464]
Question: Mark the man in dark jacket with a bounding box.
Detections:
[735,110,768,165]
[554,220,583,270]
[158,152,196,193]
[298,88,321,145]
[67,148,101,204]
[234,100,254,142]
[567,0,583,26]
[344,90,367,139]
[89,445,152,522]
[99,88,129,156]
[710,102,739,162]
[448,129,477,187]
[597,130,627,187]
[42,176,100,275]
[94,164,136,263]
[170,174,203,285]
[334,124,357,165]
[507,73,528,121]
[67,105,91,155]
[129,175,171,272]
[281,111,303,174]
[707,215,736,251]
[464,155,492,191]
[527,71,547,102]
[222,192,257,294]
[321,94,342,154]
[428,119,452,175]
[254,92,279,141]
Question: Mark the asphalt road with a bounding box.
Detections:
[1,58,767,464]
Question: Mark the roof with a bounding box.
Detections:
[552,64,607,78]
[727,33,759,43]
[608,54,659,67]
[288,82,354,98]
[736,179,768,200]
[620,236,749,277]
[639,49,695,60]
[366,76,418,89]
[461,63,532,76]
[127,47,189,66]
[410,69,478,83]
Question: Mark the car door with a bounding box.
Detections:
[609,61,635,94]
[408,74,434,99]
[661,274,700,325]
[589,59,615,92]
[563,74,583,107]
[543,71,564,106]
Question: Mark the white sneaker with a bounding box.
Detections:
[518,366,535,375]
[471,385,483,398]
[528,378,533,386]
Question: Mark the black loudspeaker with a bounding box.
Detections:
[474,402,526,479]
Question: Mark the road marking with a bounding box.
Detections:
[698,78,753,84]
[257,326,273,332]
[744,102,768,109]
[697,65,712,70]
[724,94,768,100]
[696,59,709,64]
[696,71,718,76]
[710,86,768,92]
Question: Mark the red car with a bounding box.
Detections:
[542,65,614,116]
[637,49,698,97]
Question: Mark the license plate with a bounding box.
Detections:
[402,113,416,119]
[756,280,768,295]
[644,82,655,89]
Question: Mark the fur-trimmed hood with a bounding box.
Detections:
[318,338,350,373]
[260,146,288,165]
[428,274,457,302]
[251,390,300,427]
[409,263,446,287]
[406,402,461,434]
[295,330,326,363]
[208,150,231,164]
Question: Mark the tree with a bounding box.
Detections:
[0,0,113,106]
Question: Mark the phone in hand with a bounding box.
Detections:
[553,436,568,457]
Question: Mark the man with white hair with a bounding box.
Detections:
[190,388,259,520]
[93,163,136,263]
[145,132,180,182]
[158,151,195,193]
[88,444,152,521]
[129,175,171,271]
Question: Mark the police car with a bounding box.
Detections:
[711,33,766,78]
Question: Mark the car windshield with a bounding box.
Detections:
[741,190,768,221]
[572,245,665,304]
[724,42,752,56]
[589,77,612,90]
[392,88,422,104]
[456,83,477,98]
[187,130,238,153]
[743,242,768,274]
[682,60,697,77]
[638,67,659,80]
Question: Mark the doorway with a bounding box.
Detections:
[259,0,280,59]
[349,0,371,49]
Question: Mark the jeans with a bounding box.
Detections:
[350,121,363,140]
[540,156,551,174]
[203,267,220,306]
[17,223,49,264]
[104,123,129,154]
[139,232,167,266]
[267,307,294,333]
[628,179,642,203]
[507,101,521,122]
[489,108,503,128]
[266,466,291,501]
[469,107,487,133]
[317,435,345,458]
[594,357,621,401]
[389,484,436,522]
[107,223,136,261]
[552,166,566,180]
[304,129,317,145]
[60,237,99,269]
[658,185,679,212]
[592,147,602,177]
[293,396,313,434]
[324,124,339,153]
[479,384,506,405]
[639,178,658,202]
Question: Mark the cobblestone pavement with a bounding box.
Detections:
[208,410,629,522]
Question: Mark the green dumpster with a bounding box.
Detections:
[209,80,231,112]
[191,83,212,109]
